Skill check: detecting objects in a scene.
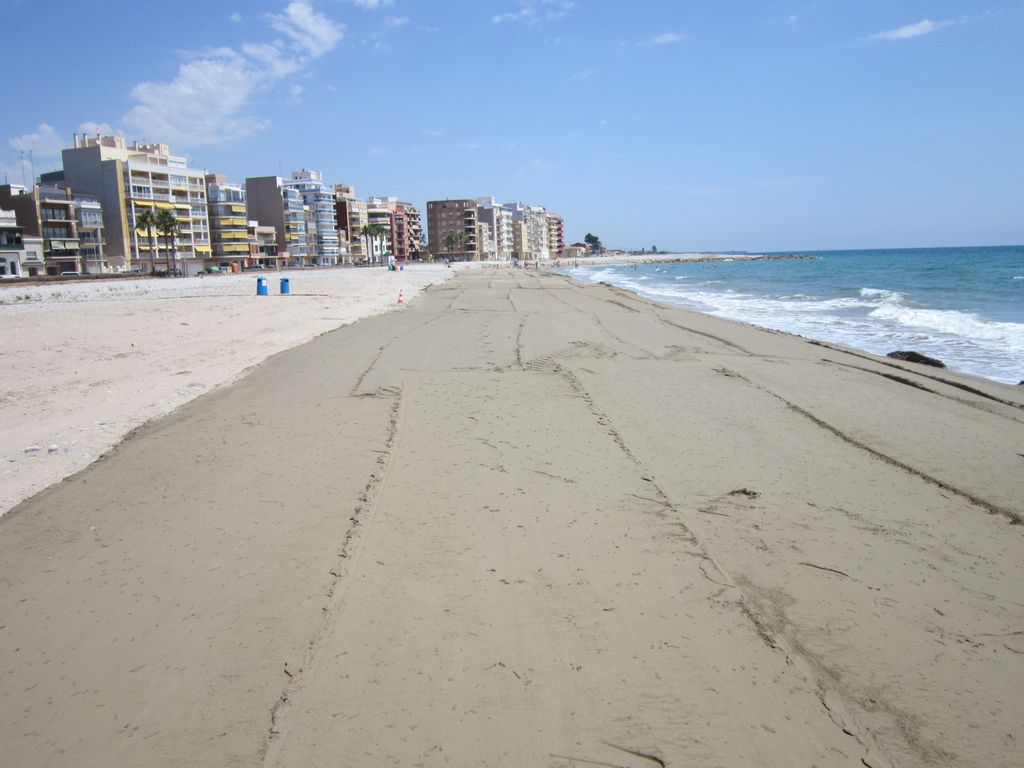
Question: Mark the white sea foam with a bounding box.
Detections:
[859,287,908,304]
[581,268,1024,383]
[869,304,1024,350]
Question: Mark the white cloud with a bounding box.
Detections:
[230,12,242,23]
[268,0,345,57]
[5,123,122,183]
[120,0,343,148]
[239,42,305,79]
[493,0,574,24]
[868,16,973,41]
[870,19,950,40]
[543,0,575,20]
[337,0,393,8]
[384,16,410,27]
[493,8,535,24]
[288,84,304,104]
[9,123,64,156]
[178,46,240,61]
[564,68,597,83]
[643,32,685,46]
[125,53,269,147]
[77,121,118,138]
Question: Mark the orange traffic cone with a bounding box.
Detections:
[397,289,405,305]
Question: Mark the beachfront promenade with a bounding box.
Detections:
[2,269,1022,767]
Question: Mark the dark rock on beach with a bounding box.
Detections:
[887,350,946,368]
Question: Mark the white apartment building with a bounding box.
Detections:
[476,197,513,261]
[501,202,550,260]
[284,170,339,266]
[366,198,394,264]
[528,205,551,261]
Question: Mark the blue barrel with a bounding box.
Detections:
[280,277,290,295]
[256,277,268,296]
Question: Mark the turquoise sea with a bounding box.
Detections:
[562,245,1024,385]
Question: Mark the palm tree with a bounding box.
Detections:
[361,223,388,265]
[135,208,159,274]
[155,209,181,275]
[444,230,467,261]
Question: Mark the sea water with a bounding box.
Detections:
[563,246,1024,385]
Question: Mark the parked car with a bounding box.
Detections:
[60,271,81,276]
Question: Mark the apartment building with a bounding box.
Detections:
[204,174,250,270]
[0,209,22,276]
[401,202,425,259]
[546,213,564,259]
[61,134,210,274]
[0,183,84,275]
[245,176,308,267]
[502,202,552,261]
[511,219,529,261]
[284,170,339,266]
[76,198,106,272]
[477,197,513,261]
[426,199,479,261]
[527,206,551,260]
[334,185,367,264]
[363,197,425,261]
[248,221,281,268]
[365,198,394,264]
[0,208,45,277]
[477,220,495,260]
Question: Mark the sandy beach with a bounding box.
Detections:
[1,268,1022,767]
[0,265,455,517]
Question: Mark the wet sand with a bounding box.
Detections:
[1,268,1022,767]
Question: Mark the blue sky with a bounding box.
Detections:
[3,0,1022,251]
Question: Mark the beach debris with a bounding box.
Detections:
[728,487,760,498]
[23,445,42,454]
[886,350,946,368]
[602,741,667,767]
[47,444,59,454]
[798,561,853,579]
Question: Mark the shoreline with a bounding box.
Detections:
[547,251,816,268]
[557,257,1022,387]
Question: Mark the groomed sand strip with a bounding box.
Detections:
[0,265,454,517]
[1,269,1022,767]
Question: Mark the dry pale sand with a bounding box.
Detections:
[0,265,456,517]
[1,269,1022,767]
